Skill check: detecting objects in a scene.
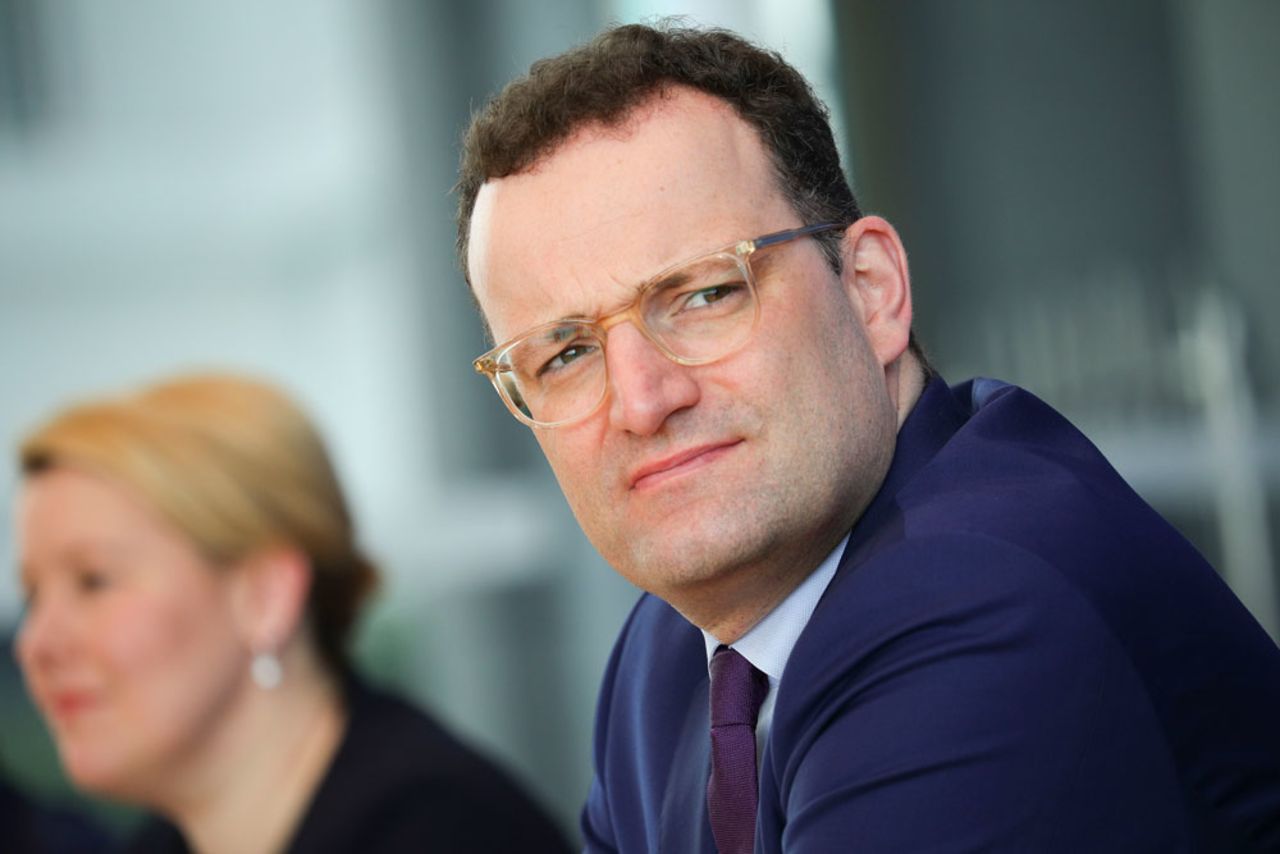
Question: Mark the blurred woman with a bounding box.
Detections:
[14,374,570,854]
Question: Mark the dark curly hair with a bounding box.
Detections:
[456,22,860,278]
[456,21,925,362]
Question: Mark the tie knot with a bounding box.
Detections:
[709,646,769,728]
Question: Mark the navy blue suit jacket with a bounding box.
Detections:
[581,378,1280,852]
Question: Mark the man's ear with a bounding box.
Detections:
[839,215,913,367]
[231,546,313,654]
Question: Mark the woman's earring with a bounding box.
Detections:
[251,651,283,690]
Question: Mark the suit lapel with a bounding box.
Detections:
[658,674,717,853]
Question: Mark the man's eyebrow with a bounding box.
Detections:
[531,245,721,330]
[533,309,600,331]
[530,322,590,345]
[540,278,647,327]
[648,268,696,291]
[750,248,782,278]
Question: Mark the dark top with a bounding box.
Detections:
[129,676,571,853]
[0,775,112,853]
[582,377,1280,852]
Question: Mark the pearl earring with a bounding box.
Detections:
[251,651,283,690]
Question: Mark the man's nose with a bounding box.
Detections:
[604,323,701,436]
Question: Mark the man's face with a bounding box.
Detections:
[468,88,901,614]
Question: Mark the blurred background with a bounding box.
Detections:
[1,0,1276,843]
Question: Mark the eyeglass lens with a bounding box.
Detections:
[497,252,756,424]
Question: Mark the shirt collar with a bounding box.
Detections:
[702,533,849,681]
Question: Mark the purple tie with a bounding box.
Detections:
[707,645,770,854]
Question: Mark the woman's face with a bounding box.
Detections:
[15,467,251,801]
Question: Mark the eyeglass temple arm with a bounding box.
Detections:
[749,222,848,251]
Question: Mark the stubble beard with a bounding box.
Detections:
[593,425,885,626]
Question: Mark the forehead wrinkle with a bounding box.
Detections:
[542,228,752,332]
[549,203,647,249]
[481,88,793,342]
[531,205,676,323]
[537,268,640,330]
[514,202,667,318]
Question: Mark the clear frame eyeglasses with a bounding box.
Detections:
[473,222,848,428]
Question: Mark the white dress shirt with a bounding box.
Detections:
[701,533,849,763]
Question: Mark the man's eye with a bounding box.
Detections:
[681,283,742,310]
[539,343,599,376]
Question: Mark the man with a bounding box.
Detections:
[457,23,1280,853]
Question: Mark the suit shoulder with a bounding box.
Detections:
[801,530,1110,673]
[598,592,702,694]
[765,533,1196,849]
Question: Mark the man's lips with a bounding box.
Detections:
[628,440,743,490]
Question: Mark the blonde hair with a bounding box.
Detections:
[20,373,378,674]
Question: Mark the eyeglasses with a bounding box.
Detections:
[473,222,848,428]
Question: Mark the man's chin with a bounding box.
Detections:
[609,519,772,600]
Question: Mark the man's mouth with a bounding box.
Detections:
[628,440,743,491]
